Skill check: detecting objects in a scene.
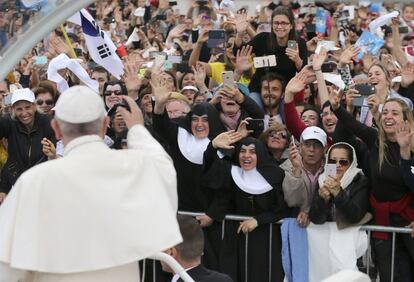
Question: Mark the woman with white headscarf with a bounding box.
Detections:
[308,142,371,282]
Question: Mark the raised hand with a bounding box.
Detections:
[212,130,243,149]
[150,75,171,105]
[168,24,186,39]
[117,95,144,127]
[328,87,341,111]
[312,47,328,71]
[123,59,143,96]
[197,29,209,44]
[396,121,414,152]
[286,44,301,65]
[324,176,341,197]
[345,87,360,111]
[237,119,254,138]
[192,63,207,87]
[235,10,249,34]
[236,45,253,73]
[401,63,414,88]
[288,140,302,177]
[285,69,308,95]
[306,37,320,53]
[339,46,360,66]
[366,94,380,116]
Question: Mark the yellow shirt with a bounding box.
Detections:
[208,62,252,87]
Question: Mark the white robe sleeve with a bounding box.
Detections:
[127,124,165,153]
[0,262,26,282]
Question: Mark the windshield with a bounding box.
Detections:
[0,1,63,55]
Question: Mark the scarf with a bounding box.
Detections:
[318,142,363,190]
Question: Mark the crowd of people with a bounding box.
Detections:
[1,0,414,281]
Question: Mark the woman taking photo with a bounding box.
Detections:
[329,92,414,282]
[234,6,308,95]
[310,142,370,226]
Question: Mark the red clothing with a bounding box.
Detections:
[369,193,414,240]
[283,101,333,147]
[284,101,306,141]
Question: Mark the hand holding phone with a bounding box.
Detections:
[246,119,264,131]
[326,164,337,178]
[288,40,297,50]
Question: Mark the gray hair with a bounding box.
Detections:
[56,116,104,140]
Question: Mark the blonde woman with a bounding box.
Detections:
[329,94,414,282]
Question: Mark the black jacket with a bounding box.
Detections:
[177,265,233,282]
[309,173,369,226]
[0,112,55,193]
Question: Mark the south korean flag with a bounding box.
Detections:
[67,9,124,79]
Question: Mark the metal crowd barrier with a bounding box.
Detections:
[143,211,412,282]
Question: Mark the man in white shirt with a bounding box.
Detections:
[0,85,182,282]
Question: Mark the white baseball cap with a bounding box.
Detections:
[53,85,106,124]
[300,126,327,147]
[181,86,199,93]
[11,88,35,105]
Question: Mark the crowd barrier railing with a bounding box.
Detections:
[142,211,412,282]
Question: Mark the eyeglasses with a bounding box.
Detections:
[272,21,291,27]
[327,159,350,167]
[269,131,287,139]
[36,99,54,106]
[104,90,122,96]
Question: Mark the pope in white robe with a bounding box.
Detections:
[0,86,182,281]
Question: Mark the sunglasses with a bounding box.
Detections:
[269,131,287,139]
[36,99,54,106]
[104,90,122,96]
[327,159,350,167]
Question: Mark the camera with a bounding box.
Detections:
[107,99,131,117]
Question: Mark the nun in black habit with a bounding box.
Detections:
[152,77,227,270]
[202,135,293,282]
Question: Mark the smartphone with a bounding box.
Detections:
[107,99,131,117]
[246,119,265,131]
[222,71,234,87]
[169,1,177,6]
[399,26,409,34]
[253,55,277,68]
[176,63,190,73]
[352,84,375,107]
[326,164,337,178]
[34,56,48,65]
[155,54,166,67]
[354,84,375,96]
[207,29,226,49]
[156,14,167,21]
[321,62,336,73]
[290,136,296,148]
[168,55,182,64]
[306,23,316,33]
[288,40,297,50]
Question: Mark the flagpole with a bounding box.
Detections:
[60,24,78,59]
